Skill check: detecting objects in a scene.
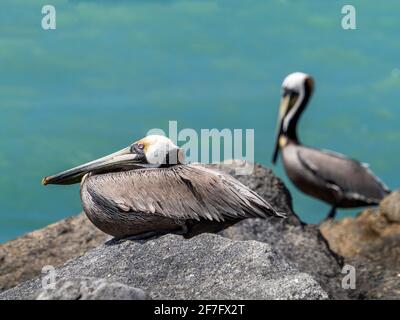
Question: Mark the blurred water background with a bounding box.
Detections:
[0,0,399,242]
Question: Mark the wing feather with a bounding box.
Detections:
[297,147,390,203]
[84,164,284,221]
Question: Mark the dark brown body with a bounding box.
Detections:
[281,139,390,208]
[80,164,283,239]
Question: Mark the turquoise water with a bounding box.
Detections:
[1,0,399,243]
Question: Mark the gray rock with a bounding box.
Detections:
[36,277,148,300]
[218,162,346,299]
[0,233,328,300]
[220,220,346,299]
[0,213,109,292]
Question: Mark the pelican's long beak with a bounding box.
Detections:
[272,94,291,164]
[42,146,143,185]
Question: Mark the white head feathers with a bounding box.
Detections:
[282,72,310,92]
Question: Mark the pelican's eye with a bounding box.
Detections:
[131,143,145,154]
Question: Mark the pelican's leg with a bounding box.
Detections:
[107,225,189,245]
[111,225,190,244]
[107,231,165,245]
[124,231,164,241]
[324,205,337,221]
[172,224,188,236]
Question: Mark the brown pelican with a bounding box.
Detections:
[43,135,284,239]
[272,72,390,220]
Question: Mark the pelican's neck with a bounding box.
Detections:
[281,82,313,144]
[282,118,300,144]
[279,134,299,148]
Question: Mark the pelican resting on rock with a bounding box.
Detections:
[272,72,390,220]
[43,135,285,239]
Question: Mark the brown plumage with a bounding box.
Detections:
[272,72,390,219]
[81,164,282,238]
[43,135,284,239]
[282,142,389,208]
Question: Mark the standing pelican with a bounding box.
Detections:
[272,72,390,220]
[43,135,284,239]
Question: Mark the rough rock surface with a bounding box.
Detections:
[0,233,328,300]
[215,162,346,299]
[320,192,400,259]
[3,161,396,299]
[36,277,149,300]
[1,161,328,294]
[0,161,344,299]
[320,190,400,299]
[0,213,109,292]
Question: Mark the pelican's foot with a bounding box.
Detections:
[107,231,165,245]
[106,226,189,246]
[172,224,189,236]
[324,206,337,221]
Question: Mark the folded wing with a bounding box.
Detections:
[84,164,285,221]
[297,147,390,204]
